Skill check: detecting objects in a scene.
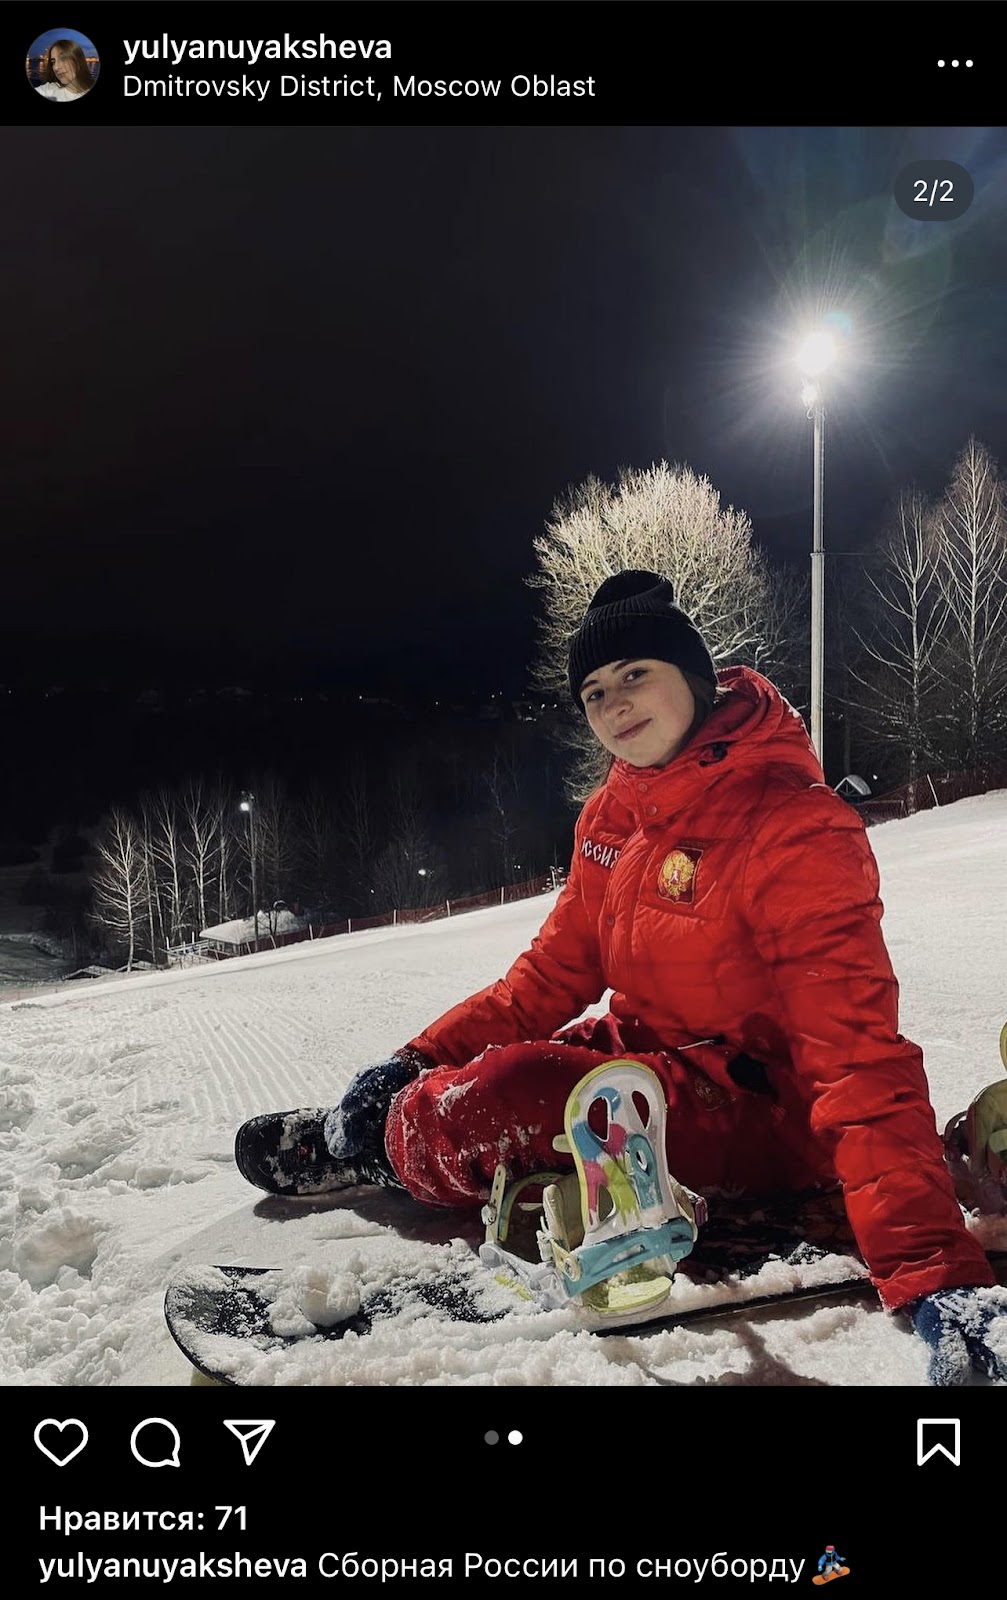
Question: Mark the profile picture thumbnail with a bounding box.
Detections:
[27,29,100,102]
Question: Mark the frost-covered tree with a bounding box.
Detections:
[527,461,798,795]
[529,462,790,691]
[89,811,147,970]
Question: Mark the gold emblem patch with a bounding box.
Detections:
[657,847,702,904]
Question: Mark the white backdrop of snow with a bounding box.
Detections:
[1,792,1005,1387]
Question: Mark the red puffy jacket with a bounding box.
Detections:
[410,667,992,1308]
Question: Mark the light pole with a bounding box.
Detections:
[239,792,259,952]
[796,330,838,769]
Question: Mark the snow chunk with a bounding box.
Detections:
[13,1206,104,1288]
[258,1266,362,1335]
[0,1067,36,1131]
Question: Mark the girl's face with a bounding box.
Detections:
[580,658,696,768]
[51,48,78,86]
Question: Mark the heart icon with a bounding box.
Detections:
[34,1418,89,1466]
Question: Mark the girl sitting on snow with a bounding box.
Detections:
[236,570,1007,1385]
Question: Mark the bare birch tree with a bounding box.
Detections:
[297,781,335,909]
[179,779,223,937]
[337,758,374,911]
[848,488,946,799]
[137,803,166,963]
[482,745,522,885]
[248,774,293,918]
[149,788,188,947]
[369,772,441,911]
[216,797,236,927]
[89,811,147,970]
[933,437,1007,767]
[758,560,810,711]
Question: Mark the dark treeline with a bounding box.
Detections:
[7,697,574,970]
[6,442,1005,971]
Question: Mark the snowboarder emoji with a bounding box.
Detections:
[813,1546,849,1584]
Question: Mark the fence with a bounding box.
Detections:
[176,870,565,964]
[0,979,70,1004]
[1,964,148,1002]
[856,766,1007,827]
[2,871,566,996]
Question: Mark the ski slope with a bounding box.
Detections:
[2,792,1005,1387]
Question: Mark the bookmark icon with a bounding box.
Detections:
[916,1417,960,1466]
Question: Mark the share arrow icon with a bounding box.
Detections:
[223,1419,276,1465]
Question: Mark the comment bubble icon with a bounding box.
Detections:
[130,1417,182,1468]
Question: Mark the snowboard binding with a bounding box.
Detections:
[480,1060,706,1320]
[944,1076,1007,1218]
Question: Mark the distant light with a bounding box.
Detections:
[796,331,838,377]
[417,868,428,877]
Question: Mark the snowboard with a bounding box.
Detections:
[813,1568,850,1585]
[164,1190,876,1386]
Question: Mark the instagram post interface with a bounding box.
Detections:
[6,4,1005,1585]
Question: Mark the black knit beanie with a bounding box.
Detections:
[568,570,718,710]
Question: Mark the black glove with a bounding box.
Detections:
[910,1285,1007,1385]
[324,1046,432,1159]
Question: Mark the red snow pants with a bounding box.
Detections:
[384,1031,837,1210]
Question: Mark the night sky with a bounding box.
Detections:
[7,123,1007,695]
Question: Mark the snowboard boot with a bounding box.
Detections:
[234,1107,402,1197]
[944,1079,1007,1217]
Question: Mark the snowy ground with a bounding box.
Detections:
[2,793,1005,1388]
